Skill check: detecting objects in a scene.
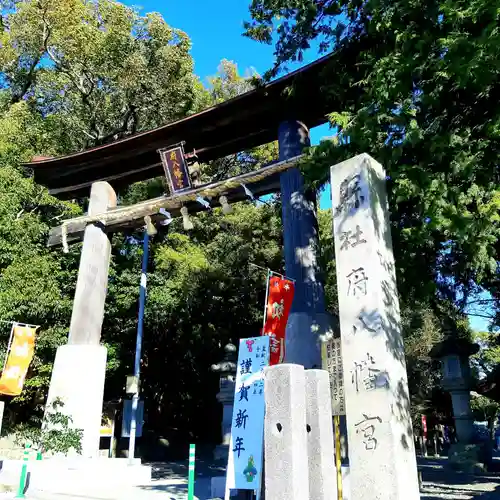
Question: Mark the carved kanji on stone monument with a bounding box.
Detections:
[331,154,420,500]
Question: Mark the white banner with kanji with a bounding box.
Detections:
[226,336,270,491]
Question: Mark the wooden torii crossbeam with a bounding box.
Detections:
[49,155,303,248]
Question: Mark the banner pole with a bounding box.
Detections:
[262,270,271,332]
[334,415,343,500]
[187,443,196,500]
[248,263,295,283]
[2,322,16,373]
[128,229,149,464]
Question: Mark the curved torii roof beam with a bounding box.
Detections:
[26,54,337,199]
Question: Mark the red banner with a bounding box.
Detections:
[261,276,295,365]
[421,415,427,437]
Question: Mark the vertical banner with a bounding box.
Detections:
[0,324,37,396]
[226,336,270,491]
[421,415,427,438]
[261,276,295,365]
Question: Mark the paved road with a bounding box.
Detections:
[1,460,222,500]
[2,457,500,500]
[418,457,500,500]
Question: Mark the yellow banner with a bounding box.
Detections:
[0,324,37,396]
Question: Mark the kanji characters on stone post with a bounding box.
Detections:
[331,154,419,500]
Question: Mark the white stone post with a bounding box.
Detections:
[264,364,310,500]
[305,369,337,500]
[46,181,116,458]
[330,154,419,500]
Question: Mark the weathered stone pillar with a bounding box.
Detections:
[46,181,116,457]
[330,154,419,500]
[211,343,237,460]
[305,369,337,500]
[279,120,333,368]
[264,364,309,500]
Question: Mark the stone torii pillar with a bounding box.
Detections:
[46,181,116,457]
[279,120,334,369]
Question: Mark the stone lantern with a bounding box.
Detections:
[430,335,479,443]
[211,342,237,460]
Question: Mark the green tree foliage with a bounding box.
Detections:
[98,203,283,453]
[1,0,200,152]
[245,0,500,328]
[0,2,284,453]
[0,0,202,438]
[471,330,500,435]
[3,0,497,451]
[473,331,500,376]
[470,393,500,439]
[198,59,278,183]
[245,0,500,417]
[0,103,79,417]
[15,398,83,455]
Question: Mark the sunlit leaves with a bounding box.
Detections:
[1,0,198,152]
[247,0,499,323]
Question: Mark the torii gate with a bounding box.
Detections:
[28,53,420,500]
[28,54,337,458]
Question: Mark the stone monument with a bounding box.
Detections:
[330,154,420,500]
[430,335,479,443]
[211,342,237,460]
[264,364,310,500]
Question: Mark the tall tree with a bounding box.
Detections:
[198,59,278,183]
[0,0,204,432]
[1,0,200,152]
[245,0,500,329]
[1,2,284,450]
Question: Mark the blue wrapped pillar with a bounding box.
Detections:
[279,120,333,368]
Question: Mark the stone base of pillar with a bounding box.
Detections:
[285,312,336,369]
[450,390,475,443]
[46,344,107,458]
[448,442,493,473]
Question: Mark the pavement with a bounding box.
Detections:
[1,456,500,499]
[1,459,226,500]
[418,457,500,499]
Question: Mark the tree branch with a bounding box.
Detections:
[10,55,42,104]
[9,2,53,103]
[467,312,495,320]
[97,102,138,145]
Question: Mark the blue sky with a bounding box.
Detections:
[125,0,314,82]
[124,1,492,332]
[125,0,334,204]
